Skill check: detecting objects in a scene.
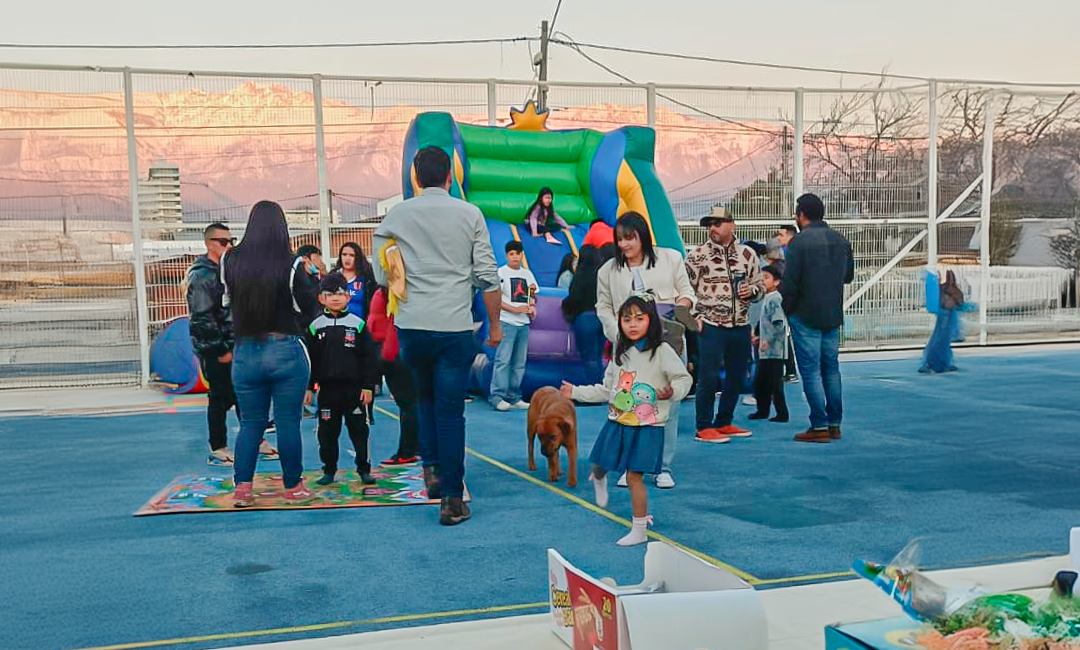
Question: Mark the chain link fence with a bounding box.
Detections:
[2,64,1079,388]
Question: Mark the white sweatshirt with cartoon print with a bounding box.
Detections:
[571,342,692,427]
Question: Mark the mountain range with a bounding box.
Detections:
[0,81,785,221]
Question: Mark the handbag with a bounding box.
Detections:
[939,270,964,311]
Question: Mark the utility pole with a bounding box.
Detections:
[538,19,549,111]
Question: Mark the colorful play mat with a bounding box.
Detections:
[135,465,465,516]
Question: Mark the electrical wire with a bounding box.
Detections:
[0,37,534,50]
[550,0,565,31]
[550,38,1080,88]
[553,32,778,136]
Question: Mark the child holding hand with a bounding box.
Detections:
[561,294,691,546]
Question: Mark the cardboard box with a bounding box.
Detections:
[548,542,768,650]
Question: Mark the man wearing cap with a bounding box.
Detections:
[783,193,854,443]
[685,208,766,444]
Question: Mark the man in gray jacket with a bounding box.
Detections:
[373,146,502,526]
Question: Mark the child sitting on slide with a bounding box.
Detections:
[525,187,570,245]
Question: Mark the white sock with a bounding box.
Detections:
[617,515,653,547]
[590,472,609,509]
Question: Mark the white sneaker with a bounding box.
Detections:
[742,395,757,406]
[208,447,234,467]
[495,401,512,412]
[655,472,675,489]
[590,472,609,509]
[512,400,530,410]
[616,472,628,488]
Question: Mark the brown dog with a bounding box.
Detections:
[527,386,578,487]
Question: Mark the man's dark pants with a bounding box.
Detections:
[200,355,237,451]
[694,324,751,431]
[397,328,476,498]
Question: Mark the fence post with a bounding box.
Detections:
[979,91,997,346]
[927,80,939,272]
[123,68,150,388]
[313,74,331,256]
[646,83,656,128]
[793,89,804,205]
[487,80,497,126]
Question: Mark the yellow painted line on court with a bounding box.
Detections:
[752,570,856,586]
[376,403,758,583]
[465,447,760,584]
[72,602,548,650]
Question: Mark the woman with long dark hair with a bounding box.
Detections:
[562,243,615,384]
[333,241,377,319]
[525,187,570,245]
[595,212,694,490]
[223,201,314,507]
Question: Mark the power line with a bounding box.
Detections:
[550,38,1080,87]
[550,0,566,31]
[0,37,534,51]
[553,32,778,136]
[548,38,924,82]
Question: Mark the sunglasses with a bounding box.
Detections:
[209,237,236,246]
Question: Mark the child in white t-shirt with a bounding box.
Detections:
[490,240,538,411]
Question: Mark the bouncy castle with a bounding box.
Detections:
[400,103,686,396]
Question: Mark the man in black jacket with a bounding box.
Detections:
[187,223,278,465]
[782,194,854,443]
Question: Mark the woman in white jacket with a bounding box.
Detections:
[595,212,695,489]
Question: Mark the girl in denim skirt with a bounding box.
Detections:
[561,294,692,546]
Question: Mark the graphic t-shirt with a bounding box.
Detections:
[498,265,538,326]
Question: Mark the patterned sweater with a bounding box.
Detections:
[685,239,765,328]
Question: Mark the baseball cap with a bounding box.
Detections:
[699,206,733,227]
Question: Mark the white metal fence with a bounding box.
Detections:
[2,63,1079,389]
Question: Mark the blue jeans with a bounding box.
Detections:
[573,311,605,385]
[694,324,751,430]
[489,322,529,406]
[231,335,310,488]
[397,329,476,498]
[788,315,843,430]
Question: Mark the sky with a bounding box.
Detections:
[0,0,1078,89]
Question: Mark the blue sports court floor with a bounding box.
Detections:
[1,347,1078,650]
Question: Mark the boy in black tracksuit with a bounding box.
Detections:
[306,273,379,486]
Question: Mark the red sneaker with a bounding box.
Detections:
[233,481,254,508]
[380,454,420,467]
[694,428,731,444]
[282,479,316,504]
[716,424,752,438]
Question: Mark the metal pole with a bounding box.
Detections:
[487,79,497,126]
[538,20,549,111]
[793,89,804,205]
[646,83,656,128]
[979,91,997,346]
[313,74,331,257]
[927,80,939,272]
[123,68,150,388]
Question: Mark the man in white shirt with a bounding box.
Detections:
[490,240,538,411]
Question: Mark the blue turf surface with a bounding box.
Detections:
[1,348,1078,650]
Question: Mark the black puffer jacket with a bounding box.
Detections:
[186,255,233,359]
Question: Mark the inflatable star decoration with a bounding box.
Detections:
[508,100,550,131]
